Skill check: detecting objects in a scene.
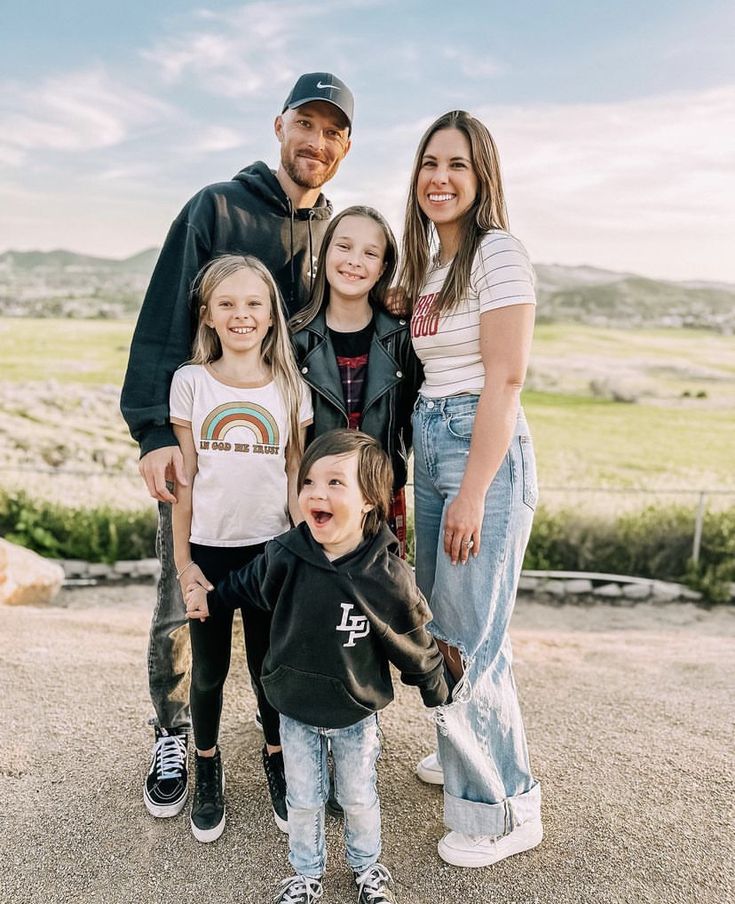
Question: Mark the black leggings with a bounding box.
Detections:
[189,542,280,750]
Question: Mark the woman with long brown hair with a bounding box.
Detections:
[400,110,542,868]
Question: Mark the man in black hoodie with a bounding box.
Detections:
[120,73,353,821]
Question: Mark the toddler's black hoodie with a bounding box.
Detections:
[207,522,449,728]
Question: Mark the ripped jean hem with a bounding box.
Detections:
[443,781,541,837]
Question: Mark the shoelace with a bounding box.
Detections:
[151,733,186,780]
[274,875,323,904]
[356,864,393,903]
[195,755,223,805]
[263,751,286,795]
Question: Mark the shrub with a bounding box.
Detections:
[523,504,734,603]
[0,490,156,563]
[1,489,732,603]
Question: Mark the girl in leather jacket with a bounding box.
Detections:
[290,206,422,557]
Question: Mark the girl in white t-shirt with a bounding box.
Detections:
[398,111,542,869]
[169,254,312,843]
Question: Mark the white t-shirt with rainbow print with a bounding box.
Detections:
[170,364,313,546]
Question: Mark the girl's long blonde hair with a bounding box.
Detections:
[189,254,305,462]
[289,206,398,331]
[398,110,509,315]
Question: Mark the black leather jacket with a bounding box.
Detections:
[291,306,423,490]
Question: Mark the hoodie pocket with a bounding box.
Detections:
[262,665,376,729]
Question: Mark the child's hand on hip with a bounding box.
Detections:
[185,583,211,622]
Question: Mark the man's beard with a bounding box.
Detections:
[282,152,339,190]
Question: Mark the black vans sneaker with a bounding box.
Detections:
[355,863,396,904]
[143,727,188,817]
[274,875,323,904]
[261,746,288,833]
[190,749,225,842]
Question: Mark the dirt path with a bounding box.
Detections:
[2,589,733,904]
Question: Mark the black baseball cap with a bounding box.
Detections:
[282,72,354,132]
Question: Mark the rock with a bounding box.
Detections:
[680,587,703,601]
[87,563,112,578]
[0,539,65,606]
[113,560,140,576]
[59,559,88,578]
[565,579,593,595]
[623,583,652,599]
[540,580,566,597]
[518,576,539,591]
[132,559,161,578]
[594,583,623,598]
[652,581,682,602]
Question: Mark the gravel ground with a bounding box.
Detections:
[2,589,733,904]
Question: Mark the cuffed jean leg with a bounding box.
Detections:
[280,715,328,878]
[146,500,190,732]
[412,397,541,837]
[329,715,382,873]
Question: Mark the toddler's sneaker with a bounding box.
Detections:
[143,726,188,817]
[415,751,444,785]
[261,745,288,833]
[190,748,225,842]
[273,874,323,904]
[437,817,543,867]
[355,863,396,904]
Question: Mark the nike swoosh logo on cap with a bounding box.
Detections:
[316,81,335,90]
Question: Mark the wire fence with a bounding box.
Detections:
[1,466,734,565]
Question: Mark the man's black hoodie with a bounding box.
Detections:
[208,523,449,729]
[120,162,332,456]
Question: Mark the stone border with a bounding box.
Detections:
[518,575,708,604]
[56,559,735,604]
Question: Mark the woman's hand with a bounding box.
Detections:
[443,490,483,565]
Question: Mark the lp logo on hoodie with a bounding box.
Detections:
[336,603,370,647]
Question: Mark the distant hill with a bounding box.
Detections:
[0,248,159,318]
[533,264,735,332]
[0,248,733,331]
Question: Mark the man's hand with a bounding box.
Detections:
[138,446,187,503]
[185,583,210,622]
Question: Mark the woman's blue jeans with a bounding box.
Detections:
[280,713,382,877]
[412,395,541,837]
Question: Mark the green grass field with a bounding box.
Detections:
[0,318,134,385]
[1,318,734,505]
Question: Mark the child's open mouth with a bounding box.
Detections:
[311,510,333,525]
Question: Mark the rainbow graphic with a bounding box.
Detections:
[201,402,279,446]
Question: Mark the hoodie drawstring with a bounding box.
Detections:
[288,201,296,312]
[307,210,315,295]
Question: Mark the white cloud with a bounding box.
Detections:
[0,69,172,165]
[142,0,381,99]
[475,86,735,277]
[188,126,249,154]
[329,86,735,281]
[442,47,503,79]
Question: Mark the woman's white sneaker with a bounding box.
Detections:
[437,817,543,867]
[415,752,444,785]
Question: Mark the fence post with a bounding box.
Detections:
[692,492,707,564]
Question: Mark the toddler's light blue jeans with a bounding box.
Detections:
[280,713,382,877]
[412,395,541,837]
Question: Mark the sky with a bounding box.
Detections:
[1,0,734,282]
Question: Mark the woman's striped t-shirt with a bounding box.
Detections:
[411,230,536,398]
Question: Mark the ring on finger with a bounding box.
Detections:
[462,538,474,549]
